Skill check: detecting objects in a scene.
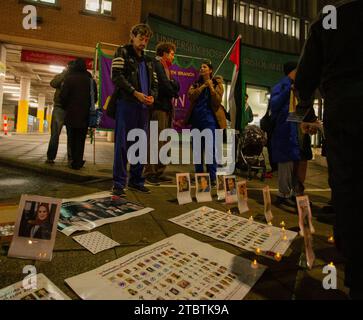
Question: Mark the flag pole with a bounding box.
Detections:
[214,35,242,75]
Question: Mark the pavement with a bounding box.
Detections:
[0,132,347,300]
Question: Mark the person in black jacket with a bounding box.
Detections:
[60,58,97,170]
[46,61,73,164]
[144,42,180,186]
[111,24,158,196]
[294,0,363,299]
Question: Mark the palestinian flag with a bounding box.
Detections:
[228,35,243,131]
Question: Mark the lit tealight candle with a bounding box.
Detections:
[227,210,232,215]
[28,240,33,245]
[255,248,261,255]
[329,262,335,267]
[328,236,335,244]
[281,226,286,233]
[268,222,273,226]
[280,221,286,228]
[251,259,259,269]
[275,252,282,262]
[282,235,288,241]
[249,216,254,222]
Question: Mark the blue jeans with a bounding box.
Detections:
[193,123,218,182]
[113,99,149,189]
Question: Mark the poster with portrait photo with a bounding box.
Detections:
[8,195,62,261]
[176,173,192,205]
[237,181,249,214]
[296,195,316,269]
[216,173,226,201]
[262,186,273,223]
[58,192,154,236]
[224,176,238,204]
[195,174,212,203]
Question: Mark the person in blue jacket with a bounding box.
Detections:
[270,62,300,207]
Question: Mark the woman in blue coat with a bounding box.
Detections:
[270,62,300,206]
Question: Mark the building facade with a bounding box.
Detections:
[0,0,141,132]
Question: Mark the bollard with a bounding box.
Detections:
[3,115,8,136]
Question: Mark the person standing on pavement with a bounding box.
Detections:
[270,62,300,208]
[186,63,226,186]
[60,58,97,170]
[144,42,180,186]
[294,0,363,299]
[46,61,73,164]
[111,24,158,196]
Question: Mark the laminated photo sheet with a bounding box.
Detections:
[8,195,62,262]
[169,207,297,258]
[65,234,266,300]
[262,186,273,223]
[58,192,154,236]
[296,196,315,269]
[0,273,70,300]
[224,176,238,204]
[237,181,249,214]
[176,173,192,205]
[216,173,226,201]
[195,174,212,203]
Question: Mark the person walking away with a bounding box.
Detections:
[46,62,73,164]
[144,42,180,186]
[60,58,97,170]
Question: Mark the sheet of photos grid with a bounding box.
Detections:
[169,207,297,256]
[73,231,120,255]
[0,274,70,300]
[66,234,266,300]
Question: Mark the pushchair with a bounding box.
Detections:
[236,125,267,181]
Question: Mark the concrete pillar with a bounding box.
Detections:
[0,45,6,129]
[46,104,53,132]
[37,93,45,133]
[16,76,31,133]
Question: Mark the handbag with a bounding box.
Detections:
[260,103,275,135]
[105,89,118,120]
[89,78,103,128]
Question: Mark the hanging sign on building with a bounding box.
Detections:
[21,50,93,69]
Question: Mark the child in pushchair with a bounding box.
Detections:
[236,125,267,181]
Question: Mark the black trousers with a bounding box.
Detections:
[324,100,363,295]
[67,127,88,169]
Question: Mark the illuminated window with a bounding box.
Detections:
[239,4,246,23]
[28,0,57,4]
[283,17,289,35]
[292,19,297,37]
[267,12,272,30]
[206,0,213,15]
[258,10,263,28]
[249,7,255,26]
[305,21,310,39]
[85,0,112,15]
[216,0,224,17]
[276,15,281,33]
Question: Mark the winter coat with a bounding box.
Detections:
[111,44,158,104]
[60,70,97,129]
[270,76,300,163]
[153,57,180,113]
